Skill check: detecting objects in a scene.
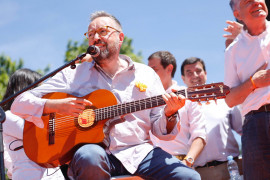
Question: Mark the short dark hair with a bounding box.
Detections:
[229,0,234,11]
[148,51,177,78]
[181,57,206,76]
[90,11,122,30]
[1,68,42,111]
[229,0,242,23]
[229,0,239,11]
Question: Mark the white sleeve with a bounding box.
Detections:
[11,69,71,128]
[3,111,24,139]
[230,105,243,135]
[224,47,241,88]
[149,70,179,139]
[187,101,207,145]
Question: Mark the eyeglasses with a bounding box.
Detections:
[84,26,121,40]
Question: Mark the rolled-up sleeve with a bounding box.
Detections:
[151,107,167,134]
[147,71,180,140]
[151,109,180,141]
[224,46,240,88]
[187,101,206,145]
[230,105,243,135]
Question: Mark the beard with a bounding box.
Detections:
[94,39,119,63]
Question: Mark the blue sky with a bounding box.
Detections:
[0,0,241,146]
[0,0,235,86]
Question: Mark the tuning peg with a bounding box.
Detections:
[197,99,202,106]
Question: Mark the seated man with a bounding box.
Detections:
[11,11,200,180]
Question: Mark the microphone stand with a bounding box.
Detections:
[0,53,87,179]
[0,107,6,180]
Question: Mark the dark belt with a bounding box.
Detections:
[246,104,270,116]
[196,156,238,169]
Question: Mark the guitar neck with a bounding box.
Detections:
[93,82,230,121]
[94,89,186,121]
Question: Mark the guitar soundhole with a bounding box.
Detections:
[75,108,96,130]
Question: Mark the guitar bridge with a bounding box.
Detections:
[49,113,55,145]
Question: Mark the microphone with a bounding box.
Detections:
[87,45,100,57]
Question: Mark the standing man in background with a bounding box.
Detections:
[225,0,270,179]
[181,57,243,180]
[148,51,206,168]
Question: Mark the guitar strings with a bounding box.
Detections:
[54,92,186,125]
[50,91,187,137]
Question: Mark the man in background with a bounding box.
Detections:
[181,57,243,180]
[148,51,206,168]
[225,0,270,179]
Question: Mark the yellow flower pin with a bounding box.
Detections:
[135,81,147,92]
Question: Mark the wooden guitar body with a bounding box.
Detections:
[23,89,117,168]
[22,83,229,168]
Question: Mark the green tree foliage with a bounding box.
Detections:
[64,36,143,63]
[37,65,50,76]
[0,54,50,101]
[120,37,143,63]
[0,54,23,100]
[0,54,49,179]
[65,39,88,62]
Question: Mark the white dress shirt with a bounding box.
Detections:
[224,20,270,116]
[194,100,243,167]
[11,55,178,174]
[150,80,206,155]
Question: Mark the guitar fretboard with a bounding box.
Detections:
[94,89,186,121]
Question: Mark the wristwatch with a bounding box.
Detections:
[166,112,178,122]
[184,156,194,167]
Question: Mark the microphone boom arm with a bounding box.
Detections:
[0,54,86,107]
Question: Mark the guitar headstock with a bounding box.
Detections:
[187,82,230,103]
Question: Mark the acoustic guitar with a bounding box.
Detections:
[23,82,229,168]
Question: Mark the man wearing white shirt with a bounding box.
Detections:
[181,57,243,180]
[11,11,200,180]
[148,51,206,168]
[225,0,270,179]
